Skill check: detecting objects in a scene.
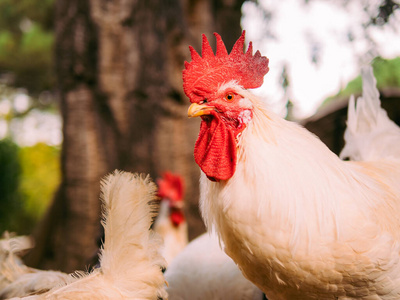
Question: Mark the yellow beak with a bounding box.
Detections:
[187,103,214,118]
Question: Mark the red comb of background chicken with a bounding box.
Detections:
[156,172,184,202]
[183,31,269,103]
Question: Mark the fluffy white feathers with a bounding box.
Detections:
[198,70,400,299]
[0,233,74,298]
[98,171,166,297]
[165,232,264,300]
[340,66,400,161]
[7,171,167,300]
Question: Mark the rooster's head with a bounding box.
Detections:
[183,31,269,182]
[156,172,185,227]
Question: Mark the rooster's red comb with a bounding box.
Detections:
[156,172,184,202]
[183,31,269,102]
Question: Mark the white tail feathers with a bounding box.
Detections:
[6,171,167,300]
[340,66,400,161]
[98,170,167,298]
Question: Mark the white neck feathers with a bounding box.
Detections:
[199,95,397,250]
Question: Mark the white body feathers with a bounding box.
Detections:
[199,71,400,299]
[165,232,264,300]
[0,233,74,298]
[153,200,188,266]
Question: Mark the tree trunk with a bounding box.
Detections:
[27,0,244,272]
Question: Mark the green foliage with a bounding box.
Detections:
[323,57,400,106]
[0,138,22,233]
[373,56,400,88]
[0,0,55,94]
[0,140,60,234]
[0,0,54,34]
[18,143,60,223]
[0,0,60,229]
[0,31,14,57]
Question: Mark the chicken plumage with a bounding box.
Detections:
[185,32,400,299]
[340,66,400,161]
[0,233,74,298]
[156,172,265,299]
[165,231,264,300]
[7,171,167,300]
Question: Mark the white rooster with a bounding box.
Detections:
[184,31,400,299]
[6,171,167,300]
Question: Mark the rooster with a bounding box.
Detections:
[165,231,265,300]
[154,172,188,266]
[7,171,167,300]
[185,31,400,299]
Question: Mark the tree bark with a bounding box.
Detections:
[27,0,244,272]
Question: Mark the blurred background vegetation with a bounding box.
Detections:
[0,0,59,234]
[0,0,54,93]
[323,57,400,105]
[0,140,59,234]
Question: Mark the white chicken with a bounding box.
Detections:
[7,171,167,300]
[165,231,265,300]
[154,172,188,266]
[184,31,400,299]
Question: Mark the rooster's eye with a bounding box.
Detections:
[225,93,234,101]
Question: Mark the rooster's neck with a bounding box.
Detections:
[199,100,389,254]
[201,102,346,232]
